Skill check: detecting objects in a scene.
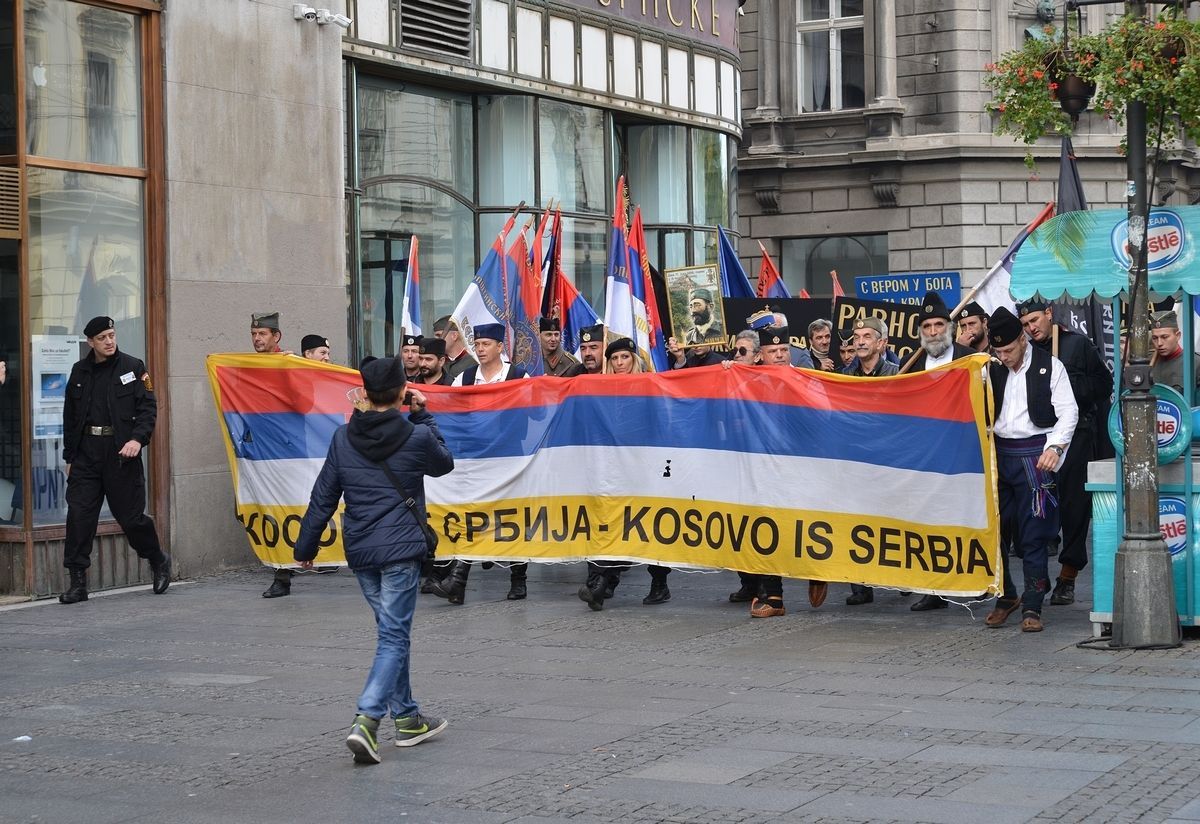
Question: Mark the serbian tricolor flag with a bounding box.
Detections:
[756,241,790,300]
[400,236,422,337]
[604,176,637,348]
[542,210,599,357]
[974,201,1056,315]
[450,211,518,350]
[629,207,669,372]
[506,225,544,376]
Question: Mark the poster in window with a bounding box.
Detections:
[32,335,81,439]
[665,265,726,350]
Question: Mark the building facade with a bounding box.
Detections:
[0,0,743,596]
[736,1,1199,299]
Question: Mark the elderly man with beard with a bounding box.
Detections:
[684,288,726,346]
[843,317,899,606]
[905,292,976,612]
[955,302,990,353]
[1015,299,1109,607]
[985,307,1077,632]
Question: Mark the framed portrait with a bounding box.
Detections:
[665,265,727,350]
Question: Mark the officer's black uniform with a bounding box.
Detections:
[61,321,167,602]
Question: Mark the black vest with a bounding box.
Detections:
[459,363,527,384]
[991,345,1058,429]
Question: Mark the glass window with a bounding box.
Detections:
[549,17,575,85]
[560,216,607,312]
[359,182,475,357]
[516,6,542,77]
[782,234,887,298]
[539,101,606,214]
[0,239,19,525]
[613,33,636,98]
[24,0,142,167]
[691,129,728,227]
[641,41,663,104]
[719,61,736,120]
[626,125,686,224]
[667,48,688,109]
[28,169,145,525]
[580,25,606,91]
[694,55,717,115]
[478,95,535,207]
[480,0,510,70]
[644,228,688,278]
[357,0,391,44]
[796,0,866,112]
[0,2,15,156]
[693,230,716,266]
[357,81,474,198]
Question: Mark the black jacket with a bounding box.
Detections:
[909,342,978,372]
[294,407,454,570]
[62,349,156,464]
[1032,328,1109,424]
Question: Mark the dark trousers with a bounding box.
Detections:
[997,441,1059,614]
[1055,425,1093,572]
[648,565,670,584]
[744,573,782,598]
[588,560,627,590]
[64,435,164,572]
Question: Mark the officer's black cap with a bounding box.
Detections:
[758,326,789,347]
[1015,298,1049,318]
[579,324,604,344]
[419,338,446,357]
[918,291,951,323]
[300,334,328,352]
[957,301,987,321]
[989,307,1023,347]
[361,357,406,393]
[84,316,114,338]
[539,317,561,332]
[605,337,636,359]
[401,334,422,348]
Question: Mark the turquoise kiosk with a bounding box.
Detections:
[1010,204,1200,636]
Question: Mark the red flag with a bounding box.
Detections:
[756,241,789,299]
[830,269,845,299]
[799,288,811,299]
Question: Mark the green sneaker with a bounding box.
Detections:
[394,714,448,747]
[346,714,381,764]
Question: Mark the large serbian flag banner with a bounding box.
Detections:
[207,353,1001,595]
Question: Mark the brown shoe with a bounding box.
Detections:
[807,580,828,608]
[1021,611,1044,632]
[984,599,1020,628]
[750,597,785,618]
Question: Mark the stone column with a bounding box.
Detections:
[874,0,899,106]
[756,0,780,116]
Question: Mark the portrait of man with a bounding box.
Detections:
[666,265,727,349]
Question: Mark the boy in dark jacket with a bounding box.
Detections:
[294,357,454,764]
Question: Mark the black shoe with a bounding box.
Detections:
[431,562,468,604]
[420,577,436,594]
[151,555,171,595]
[910,594,946,611]
[262,579,290,598]
[643,583,671,605]
[845,587,873,606]
[729,584,759,603]
[1050,578,1075,606]
[603,583,617,599]
[577,583,604,611]
[59,569,88,604]
[506,581,527,600]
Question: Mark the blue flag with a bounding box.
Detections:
[717,225,755,299]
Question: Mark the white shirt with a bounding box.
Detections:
[451,362,529,386]
[994,342,1079,469]
[924,347,956,370]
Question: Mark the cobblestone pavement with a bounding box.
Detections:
[3,564,1200,823]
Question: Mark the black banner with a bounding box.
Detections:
[833,297,922,361]
[721,298,834,349]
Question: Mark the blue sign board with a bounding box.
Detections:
[854,272,961,307]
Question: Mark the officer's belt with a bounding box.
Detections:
[86,426,115,436]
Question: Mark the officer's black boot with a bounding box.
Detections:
[506,563,527,600]
[643,571,671,605]
[59,569,88,605]
[432,561,470,605]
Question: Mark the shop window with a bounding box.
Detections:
[356,81,474,198]
[782,233,887,298]
[27,169,145,525]
[24,0,142,167]
[478,95,535,207]
[691,130,728,227]
[559,215,607,312]
[0,240,18,525]
[539,101,606,214]
[796,0,866,113]
[626,124,686,224]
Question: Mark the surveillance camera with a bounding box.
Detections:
[315,9,352,29]
[293,4,317,21]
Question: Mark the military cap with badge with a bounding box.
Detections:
[579,324,603,344]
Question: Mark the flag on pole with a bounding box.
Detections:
[540,210,562,319]
[400,235,422,337]
[830,270,845,299]
[973,202,1056,315]
[629,207,670,372]
[450,211,519,351]
[799,288,811,299]
[756,241,791,299]
[603,177,637,349]
[506,225,544,376]
[717,225,756,299]
[530,203,554,286]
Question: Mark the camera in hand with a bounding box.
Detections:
[403,391,413,406]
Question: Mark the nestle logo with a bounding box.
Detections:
[1112,210,1187,271]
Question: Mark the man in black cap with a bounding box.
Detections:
[400,334,422,383]
[986,306,1078,632]
[250,312,284,354]
[58,316,170,604]
[683,288,726,346]
[301,335,331,363]
[1150,309,1200,401]
[538,317,579,377]
[294,356,453,764]
[565,324,605,376]
[955,302,990,353]
[416,338,452,386]
[842,317,899,607]
[433,316,474,381]
[907,292,977,611]
[1015,298,1109,606]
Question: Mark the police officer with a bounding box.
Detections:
[986,307,1078,632]
[59,317,170,604]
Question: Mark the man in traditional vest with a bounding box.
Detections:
[985,307,1078,633]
